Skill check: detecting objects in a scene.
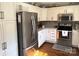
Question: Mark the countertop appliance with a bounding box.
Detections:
[16,11,38,56]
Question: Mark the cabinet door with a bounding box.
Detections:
[73,7,79,21]
[38,30,47,47]
[1,3,16,21]
[47,29,57,43]
[40,8,47,21]
[3,21,18,56]
[0,22,3,56]
[72,30,79,47]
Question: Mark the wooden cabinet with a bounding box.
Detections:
[3,21,18,56]
[72,30,79,47]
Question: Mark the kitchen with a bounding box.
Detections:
[0,2,79,56]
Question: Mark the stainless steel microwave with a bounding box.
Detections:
[58,14,73,21]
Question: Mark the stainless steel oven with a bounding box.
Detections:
[57,22,72,46]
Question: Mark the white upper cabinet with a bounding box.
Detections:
[47,5,79,21]
[0,3,16,21]
[47,7,63,21]
[73,7,79,21]
[39,8,47,21]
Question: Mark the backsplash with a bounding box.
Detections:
[38,21,79,30]
[38,21,58,28]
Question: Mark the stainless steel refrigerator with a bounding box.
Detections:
[16,11,38,56]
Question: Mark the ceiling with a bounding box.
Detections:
[26,2,79,8]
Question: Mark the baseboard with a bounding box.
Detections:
[72,45,78,48]
[45,40,57,44]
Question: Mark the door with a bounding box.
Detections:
[16,12,38,55]
[0,22,3,56]
[22,12,33,49]
[31,13,38,49]
[3,21,18,56]
[38,29,47,47]
[22,12,37,49]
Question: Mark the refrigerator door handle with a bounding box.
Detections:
[31,15,36,41]
[18,14,21,23]
[31,15,36,32]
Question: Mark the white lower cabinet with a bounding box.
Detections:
[46,29,57,43]
[72,30,79,47]
[38,29,47,47]
[38,28,57,47]
[0,21,18,56]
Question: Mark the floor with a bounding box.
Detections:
[24,42,79,56]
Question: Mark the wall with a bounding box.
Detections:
[47,5,79,21]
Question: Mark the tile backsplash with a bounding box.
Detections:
[38,21,79,30]
[38,21,58,28]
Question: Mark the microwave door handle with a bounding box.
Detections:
[31,16,36,40]
[17,14,21,23]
